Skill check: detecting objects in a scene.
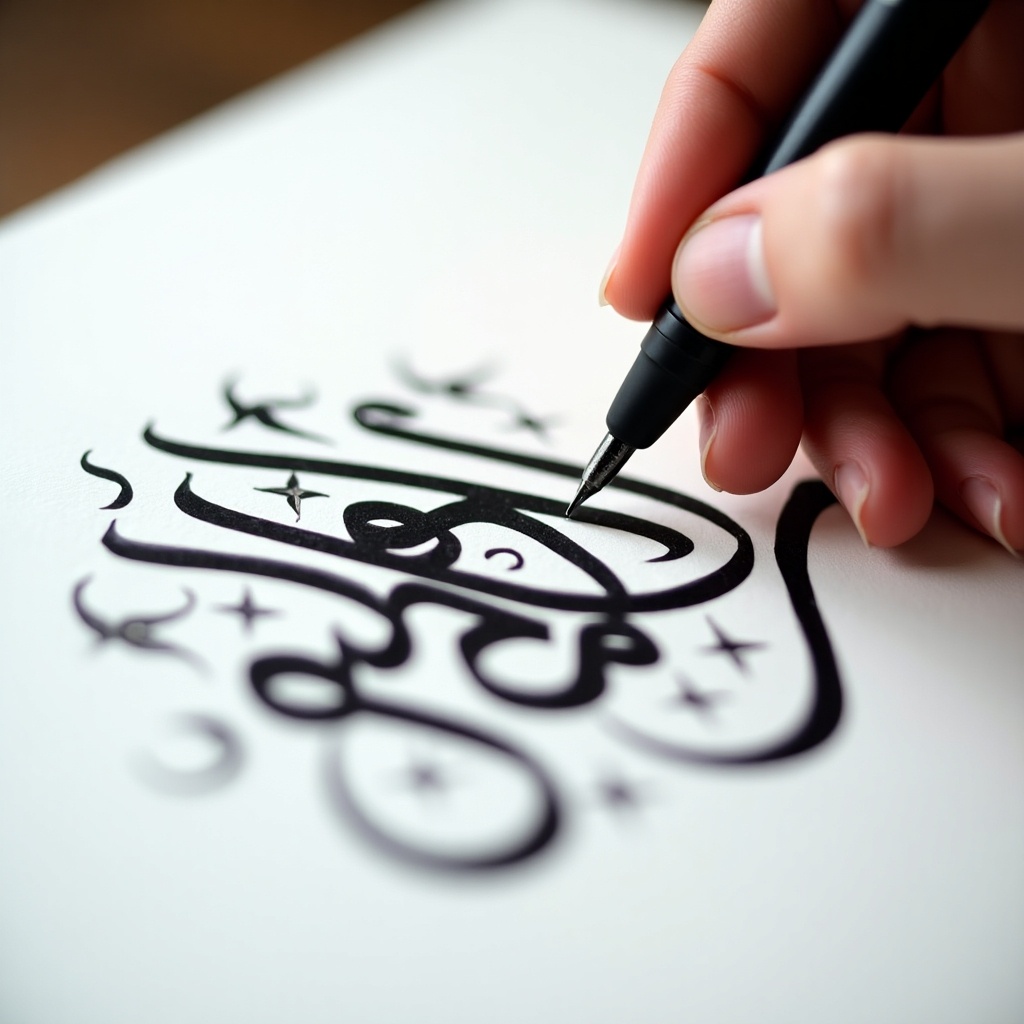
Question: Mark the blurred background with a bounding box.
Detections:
[0,0,429,216]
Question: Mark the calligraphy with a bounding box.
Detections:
[76,369,842,873]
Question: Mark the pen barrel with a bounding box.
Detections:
[604,0,991,457]
[750,0,992,178]
[606,301,732,449]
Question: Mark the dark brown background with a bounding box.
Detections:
[0,0,428,217]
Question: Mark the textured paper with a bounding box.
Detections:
[1,1,1022,1021]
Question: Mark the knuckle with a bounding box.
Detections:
[808,137,904,303]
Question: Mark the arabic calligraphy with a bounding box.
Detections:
[76,372,841,873]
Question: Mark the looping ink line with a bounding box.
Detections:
[101,522,657,711]
[80,450,133,509]
[249,642,559,868]
[606,481,841,766]
[89,387,844,872]
[143,422,751,611]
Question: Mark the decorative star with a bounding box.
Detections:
[396,756,454,799]
[508,409,558,441]
[216,588,279,633]
[700,617,766,675]
[594,770,650,816]
[394,360,495,400]
[668,674,728,717]
[222,379,328,442]
[254,472,328,521]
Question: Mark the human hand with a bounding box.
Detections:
[601,0,1024,552]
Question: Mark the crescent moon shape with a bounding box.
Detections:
[134,714,243,795]
[484,547,524,571]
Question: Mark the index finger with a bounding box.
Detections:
[604,0,860,321]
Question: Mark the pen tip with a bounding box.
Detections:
[565,488,588,518]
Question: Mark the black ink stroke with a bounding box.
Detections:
[102,523,657,710]
[72,575,203,669]
[92,390,844,871]
[133,714,243,795]
[394,360,496,401]
[485,547,524,571]
[80,450,133,509]
[247,642,560,871]
[142,417,751,612]
[223,378,328,443]
[394,360,556,440]
[607,481,841,766]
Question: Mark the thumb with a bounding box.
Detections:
[671,133,1024,347]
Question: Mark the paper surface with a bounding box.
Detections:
[1,1,1023,1021]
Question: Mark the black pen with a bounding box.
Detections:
[566,0,990,517]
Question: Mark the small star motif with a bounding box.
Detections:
[509,409,558,440]
[216,588,279,633]
[668,675,728,717]
[701,617,766,675]
[255,472,328,521]
[395,756,455,800]
[594,770,650,816]
[395,361,494,400]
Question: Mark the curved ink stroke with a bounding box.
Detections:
[249,644,561,871]
[72,575,203,669]
[607,480,842,766]
[394,360,557,439]
[80,450,133,509]
[223,378,329,443]
[485,547,524,571]
[102,522,658,710]
[134,714,244,795]
[143,421,752,612]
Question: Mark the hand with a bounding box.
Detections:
[602,0,1024,552]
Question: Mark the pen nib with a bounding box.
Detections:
[565,433,635,517]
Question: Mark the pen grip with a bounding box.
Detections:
[606,0,991,452]
[607,301,731,449]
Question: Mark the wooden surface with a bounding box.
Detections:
[0,0,427,217]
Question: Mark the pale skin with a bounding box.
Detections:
[601,0,1024,552]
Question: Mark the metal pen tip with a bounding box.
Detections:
[565,482,593,519]
[565,433,635,518]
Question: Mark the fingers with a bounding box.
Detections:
[695,349,803,495]
[602,0,852,321]
[942,0,1024,135]
[798,342,934,548]
[890,330,1024,554]
[670,133,1024,346]
[696,339,938,549]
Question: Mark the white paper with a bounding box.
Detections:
[1,1,1022,1021]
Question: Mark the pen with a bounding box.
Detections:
[566,0,991,517]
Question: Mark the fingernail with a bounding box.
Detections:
[598,245,620,307]
[960,477,1019,557]
[696,394,721,491]
[672,214,776,333]
[834,462,871,547]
